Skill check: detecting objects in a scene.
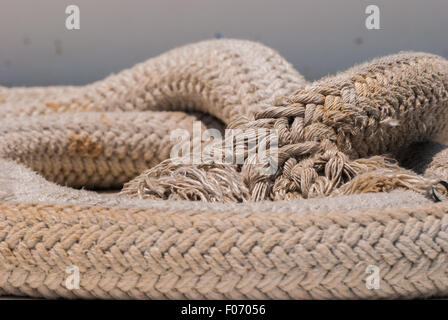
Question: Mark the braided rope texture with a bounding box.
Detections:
[0,202,447,299]
[0,39,448,299]
[122,51,448,201]
[0,39,305,190]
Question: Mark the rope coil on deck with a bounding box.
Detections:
[0,39,448,299]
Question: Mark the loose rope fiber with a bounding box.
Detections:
[0,39,448,299]
[122,51,448,201]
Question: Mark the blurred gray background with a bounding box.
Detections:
[0,0,447,86]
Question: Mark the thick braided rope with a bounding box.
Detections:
[248,52,448,200]
[0,39,304,123]
[0,39,305,189]
[1,39,448,299]
[123,51,448,201]
[0,157,445,299]
[0,112,225,189]
[0,200,447,299]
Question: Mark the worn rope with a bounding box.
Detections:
[0,39,304,190]
[122,51,448,201]
[0,201,447,299]
[0,39,448,299]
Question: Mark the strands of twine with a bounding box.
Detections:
[123,50,448,202]
[0,40,448,300]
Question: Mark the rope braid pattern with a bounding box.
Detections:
[0,39,304,123]
[0,202,447,299]
[1,39,448,299]
[0,112,223,189]
[123,51,448,201]
[0,39,305,190]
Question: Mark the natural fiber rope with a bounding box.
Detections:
[0,201,447,299]
[0,39,448,299]
[0,39,305,191]
[122,51,448,202]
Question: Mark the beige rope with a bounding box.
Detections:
[122,51,448,201]
[0,39,305,190]
[1,39,448,299]
[0,201,447,299]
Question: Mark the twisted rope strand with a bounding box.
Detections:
[123,51,448,201]
[1,39,448,299]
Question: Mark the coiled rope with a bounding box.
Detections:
[1,39,448,299]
